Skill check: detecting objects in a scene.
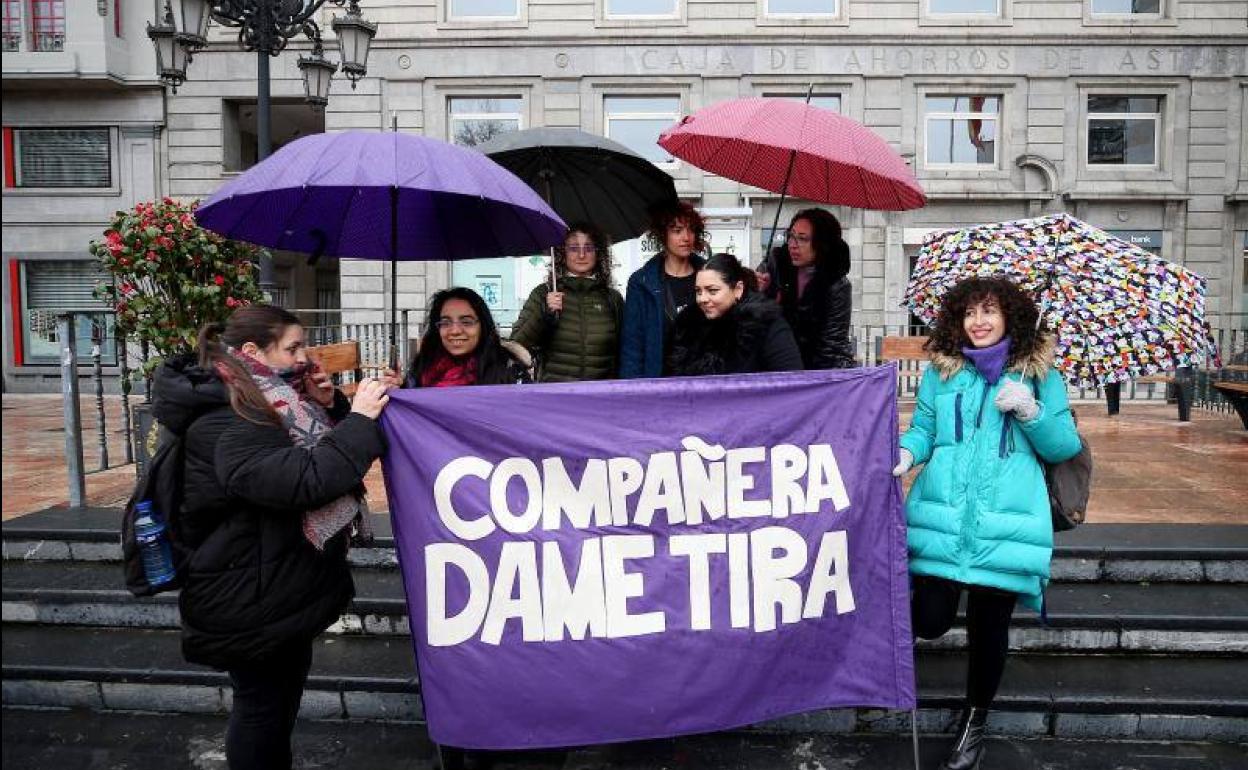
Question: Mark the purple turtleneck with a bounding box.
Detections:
[962,336,1012,385]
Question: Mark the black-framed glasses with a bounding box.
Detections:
[786,231,812,245]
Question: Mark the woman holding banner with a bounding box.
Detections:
[666,252,803,376]
[153,304,391,770]
[892,277,1081,770]
[511,223,624,382]
[402,287,534,388]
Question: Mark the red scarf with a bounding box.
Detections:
[422,353,478,388]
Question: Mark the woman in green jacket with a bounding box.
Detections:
[892,277,1081,770]
[511,223,624,382]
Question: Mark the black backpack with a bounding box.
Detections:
[121,430,190,597]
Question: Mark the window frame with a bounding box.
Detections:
[602,93,683,169]
[757,0,847,26]
[760,91,844,114]
[27,0,64,52]
[920,0,1010,26]
[922,94,1003,170]
[1083,0,1174,27]
[447,95,526,148]
[1084,95,1163,169]
[3,126,120,194]
[16,259,119,367]
[2,0,22,51]
[597,0,685,28]
[438,0,528,27]
[762,0,838,18]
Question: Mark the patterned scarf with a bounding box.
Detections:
[224,347,371,550]
[421,353,478,388]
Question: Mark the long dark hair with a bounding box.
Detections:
[197,304,301,427]
[408,287,513,386]
[645,200,708,256]
[700,252,759,297]
[791,208,850,283]
[555,222,614,287]
[925,277,1043,368]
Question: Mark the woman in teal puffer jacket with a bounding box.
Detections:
[892,277,1081,770]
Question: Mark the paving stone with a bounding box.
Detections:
[1104,560,1206,582]
[2,679,102,709]
[2,540,71,560]
[1054,713,1141,738]
[1136,715,1248,741]
[342,691,423,722]
[68,541,122,561]
[1,600,37,622]
[102,682,225,714]
[1120,630,1248,654]
[1205,561,1248,582]
[298,690,345,720]
[1049,558,1102,581]
[752,709,857,733]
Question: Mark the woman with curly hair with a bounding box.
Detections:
[892,276,1081,770]
[511,223,624,382]
[763,208,857,369]
[619,200,708,378]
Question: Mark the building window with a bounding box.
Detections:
[222,100,325,172]
[2,0,21,51]
[28,0,63,52]
[764,92,842,113]
[448,0,519,19]
[605,0,677,17]
[764,0,837,15]
[604,95,680,165]
[17,260,116,366]
[448,97,523,148]
[924,95,999,167]
[1087,96,1161,166]
[7,128,111,188]
[1091,0,1160,13]
[928,0,999,12]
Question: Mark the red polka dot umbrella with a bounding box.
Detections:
[657,97,925,211]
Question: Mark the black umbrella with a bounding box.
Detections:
[474,128,677,245]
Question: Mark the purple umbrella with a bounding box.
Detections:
[196,130,567,352]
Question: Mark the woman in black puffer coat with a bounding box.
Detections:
[763,207,857,369]
[667,252,804,376]
[153,304,391,770]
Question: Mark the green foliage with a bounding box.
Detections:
[90,197,267,364]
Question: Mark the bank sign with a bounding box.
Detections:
[381,368,915,749]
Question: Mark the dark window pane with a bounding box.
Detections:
[1089,95,1161,114]
[1088,117,1156,164]
[1092,0,1161,12]
[927,118,997,165]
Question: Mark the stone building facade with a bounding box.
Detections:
[4,1,1246,389]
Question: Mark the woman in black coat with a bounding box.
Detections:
[764,207,857,369]
[402,287,533,388]
[667,252,804,376]
[153,304,391,770]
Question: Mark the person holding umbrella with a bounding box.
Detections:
[619,200,708,378]
[764,208,857,369]
[401,287,534,388]
[510,223,624,382]
[667,252,803,376]
[891,277,1081,770]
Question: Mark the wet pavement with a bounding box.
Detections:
[3,393,1245,523]
[4,707,1247,770]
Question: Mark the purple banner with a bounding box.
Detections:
[381,367,914,750]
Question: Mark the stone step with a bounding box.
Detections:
[4,561,1247,654]
[5,706,1248,769]
[5,508,1247,583]
[3,624,1245,742]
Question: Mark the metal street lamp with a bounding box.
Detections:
[147,0,377,297]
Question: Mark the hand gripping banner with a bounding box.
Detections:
[381,367,914,749]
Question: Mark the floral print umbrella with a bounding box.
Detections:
[904,213,1218,388]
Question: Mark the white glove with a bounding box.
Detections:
[994,380,1040,422]
[892,448,914,477]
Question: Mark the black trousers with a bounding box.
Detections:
[911,575,1018,709]
[226,640,315,770]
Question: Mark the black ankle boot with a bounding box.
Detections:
[941,707,988,770]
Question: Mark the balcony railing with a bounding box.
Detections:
[1,31,20,51]
[30,31,63,52]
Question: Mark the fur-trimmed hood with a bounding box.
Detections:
[930,334,1057,381]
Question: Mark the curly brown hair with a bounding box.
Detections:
[555,222,614,287]
[645,200,707,256]
[925,277,1043,367]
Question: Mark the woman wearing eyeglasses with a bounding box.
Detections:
[511,223,624,382]
[403,287,533,388]
[764,208,857,370]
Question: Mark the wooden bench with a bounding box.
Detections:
[877,336,930,398]
[1212,380,1248,429]
[1106,371,1193,421]
[306,341,364,397]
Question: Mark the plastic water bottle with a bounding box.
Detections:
[134,501,176,587]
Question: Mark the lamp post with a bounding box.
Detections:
[147,0,377,297]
